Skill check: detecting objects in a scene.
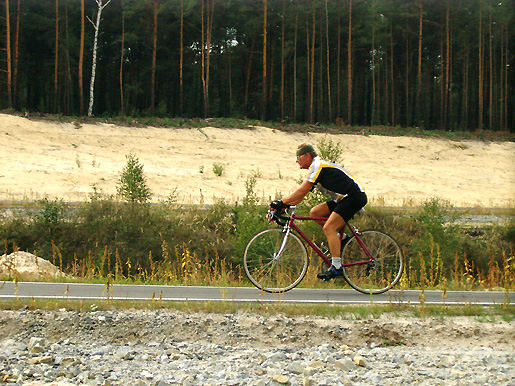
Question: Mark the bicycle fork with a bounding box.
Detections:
[273,228,292,261]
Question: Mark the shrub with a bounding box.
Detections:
[212,163,224,177]
[116,153,152,203]
[317,136,343,163]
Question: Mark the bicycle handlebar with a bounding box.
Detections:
[267,208,290,226]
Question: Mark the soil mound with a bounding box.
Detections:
[0,251,67,280]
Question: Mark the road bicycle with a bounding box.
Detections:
[243,206,404,294]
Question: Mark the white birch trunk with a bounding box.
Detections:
[88,0,111,117]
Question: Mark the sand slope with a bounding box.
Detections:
[1,114,513,207]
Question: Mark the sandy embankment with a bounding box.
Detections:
[0,114,514,207]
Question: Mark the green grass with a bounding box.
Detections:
[0,298,513,321]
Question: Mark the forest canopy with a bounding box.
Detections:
[0,0,512,131]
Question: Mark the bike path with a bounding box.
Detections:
[0,282,512,306]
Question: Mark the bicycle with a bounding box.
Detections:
[243,205,404,294]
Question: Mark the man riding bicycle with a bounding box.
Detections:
[270,143,367,280]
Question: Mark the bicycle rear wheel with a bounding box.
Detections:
[244,229,308,293]
[341,230,403,294]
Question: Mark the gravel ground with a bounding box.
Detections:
[0,307,513,385]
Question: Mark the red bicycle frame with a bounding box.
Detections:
[287,213,376,268]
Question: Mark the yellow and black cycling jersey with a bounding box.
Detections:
[306,156,365,201]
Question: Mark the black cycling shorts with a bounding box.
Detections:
[326,191,367,222]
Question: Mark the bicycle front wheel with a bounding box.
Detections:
[342,230,403,294]
[243,229,308,293]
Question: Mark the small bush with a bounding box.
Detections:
[317,136,343,163]
[117,154,152,203]
[212,163,224,177]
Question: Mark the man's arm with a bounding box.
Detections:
[281,180,313,206]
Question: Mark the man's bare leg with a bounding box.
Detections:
[309,203,331,227]
[322,211,346,266]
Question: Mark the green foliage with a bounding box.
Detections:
[412,198,461,262]
[231,175,269,264]
[35,198,65,226]
[0,196,512,290]
[116,154,152,203]
[212,163,224,177]
[317,136,343,164]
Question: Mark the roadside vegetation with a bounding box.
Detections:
[1,144,513,295]
[1,195,513,292]
[1,298,513,322]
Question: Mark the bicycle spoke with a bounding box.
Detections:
[244,229,309,293]
[342,231,403,294]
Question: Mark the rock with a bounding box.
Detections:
[335,358,355,371]
[27,355,53,364]
[353,355,367,367]
[27,337,46,353]
[286,361,304,374]
[0,251,68,280]
[272,374,290,384]
[0,309,512,386]
[303,367,316,377]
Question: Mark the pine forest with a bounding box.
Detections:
[0,0,512,131]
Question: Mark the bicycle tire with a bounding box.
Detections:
[244,229,309,293]
[341,230,403,294]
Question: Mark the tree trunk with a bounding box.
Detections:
[390,21,395,125]
[488,8,492,130]
[64,4,73,114]
[179,0,183,115]
[201,0,214,118]
[478,0,483,130]
[79,0,84,115]
[416,0,422,126]
[371,21,375,125]
[325,0,332,121]
[244,37,255,115]
[499,24,503,130]
[13,0,20,108]
[280,0,285,120]
[444,0,450,129]
[309,4,315,123]
[336,17,341,119]
[347,0,352,125]
[306,18,310,121]
[201,0,205,115]
[293,13,297,121]
[440,34,445,128]
[119,5,125,114]
[504,27,508,130]
[150,0,158,113]
[5,0,12,108]
[54,0,59,112]
[262,0,267,120]
[405,22,410,126]
[463,45,469,129]
[88,0,112,117]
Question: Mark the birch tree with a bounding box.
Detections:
[87,0,111,117]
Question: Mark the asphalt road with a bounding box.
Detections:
[0,282,512,306]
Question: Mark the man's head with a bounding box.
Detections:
[296,143,317,169]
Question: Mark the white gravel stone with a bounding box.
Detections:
[0,309,513,385]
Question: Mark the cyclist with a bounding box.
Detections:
[270,143,367,280]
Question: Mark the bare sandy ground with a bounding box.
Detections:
[1,113,514,207]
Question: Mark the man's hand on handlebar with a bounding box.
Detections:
[269,199,290,211]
